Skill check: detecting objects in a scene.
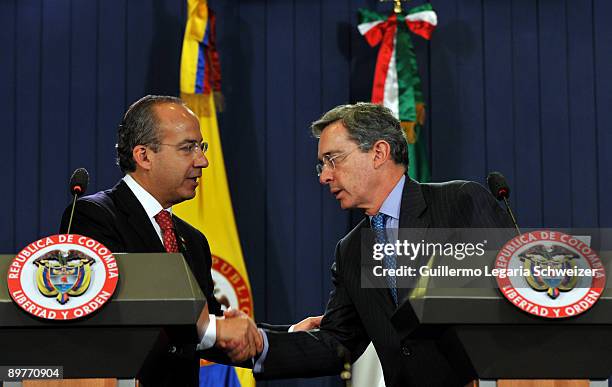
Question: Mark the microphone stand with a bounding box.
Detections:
[66,191,79,234]
[502,196,521,237]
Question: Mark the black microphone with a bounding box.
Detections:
[487,172,520,236]
[66,168,89,234]
[487,171,510,200]
[69,168,89,196]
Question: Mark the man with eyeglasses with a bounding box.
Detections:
[253,102,513,386]
[59,95,262,386]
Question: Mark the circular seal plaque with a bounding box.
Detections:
[6,234,119,320]
[495,230,606,319]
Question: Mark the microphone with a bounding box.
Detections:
[66,168,89,234]
[487,171,510,200]
[69,168,89,196]
[487,172,520,236]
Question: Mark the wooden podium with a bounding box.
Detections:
[0,253,206,386]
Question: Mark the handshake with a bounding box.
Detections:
[198,305,322,362]
[216,309,263,362]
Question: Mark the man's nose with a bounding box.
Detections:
[318,166,332,185]
[194,151,209,168]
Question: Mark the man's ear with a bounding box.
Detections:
[132,145,153,171]
[372,140,391,168]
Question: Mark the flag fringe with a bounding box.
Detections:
[181,92,212,117]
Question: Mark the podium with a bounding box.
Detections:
[391,257,612,387]
[0,253,206,386]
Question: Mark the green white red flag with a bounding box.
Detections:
[358,4,437,182]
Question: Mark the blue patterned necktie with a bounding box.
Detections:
[371,213,398,305]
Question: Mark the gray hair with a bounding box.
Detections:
[116,95,185,173]
[311,102,409,168]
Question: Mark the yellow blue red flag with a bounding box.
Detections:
[176,1,255,386]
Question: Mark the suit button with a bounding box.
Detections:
[401,346,411,356]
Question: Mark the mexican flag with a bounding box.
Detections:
[358,4,437,182]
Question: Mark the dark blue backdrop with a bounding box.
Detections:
[2,0,611,386]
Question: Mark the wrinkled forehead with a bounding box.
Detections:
[317,121,356,159]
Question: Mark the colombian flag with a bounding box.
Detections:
[175,1,255,386]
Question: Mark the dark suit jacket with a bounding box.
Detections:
[257,178,514,387]
[60,180,223,387]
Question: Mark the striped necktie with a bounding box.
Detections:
[371,213,398,305]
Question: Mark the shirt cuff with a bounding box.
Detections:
[288,325,295,332]
[252,328,269,373]
[196,314,217,350]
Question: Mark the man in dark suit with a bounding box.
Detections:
[60,95,262,386]
[253,103,513,386]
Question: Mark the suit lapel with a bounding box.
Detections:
[347,217,393,314]
[396,177,430,305]
[398,177,429,229]
[112,180,165,252]
[360,177,433,311]
[354,219,397,314]
[172,217,191,259]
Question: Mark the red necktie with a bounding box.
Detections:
[154,210,179,253]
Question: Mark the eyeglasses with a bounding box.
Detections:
[315,147,360,176]
[157,141,209,156]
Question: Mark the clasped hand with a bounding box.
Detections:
[213,310,324,363]
[215,309,263,362]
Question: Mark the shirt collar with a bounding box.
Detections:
[122,174,171,218]
[372,175,405,221]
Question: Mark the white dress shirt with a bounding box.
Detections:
[123,174,217,350]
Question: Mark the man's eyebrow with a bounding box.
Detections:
[318,151,334,161]
[178,139,200,145]
[322,149,342,156]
